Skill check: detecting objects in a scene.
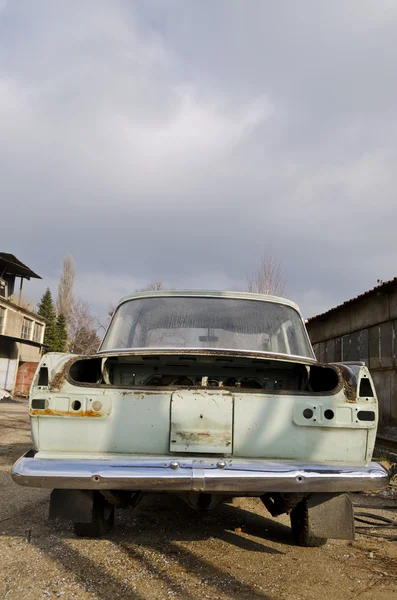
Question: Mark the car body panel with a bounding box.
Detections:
[12,291,388,501]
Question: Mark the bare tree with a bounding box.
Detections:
[70,326,101,355]
[8,294,35,312]
[57,254,75,326]
[135,280,165,292]
[95,282,166,338]
[69,299,100,354]
[246,251,286,297]
[94,303,115,335]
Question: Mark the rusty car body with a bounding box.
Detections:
[12,291,389,545]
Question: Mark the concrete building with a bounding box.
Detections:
[0,253,46,396]
[306,278,397,439]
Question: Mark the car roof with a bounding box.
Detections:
[116,290,301,314]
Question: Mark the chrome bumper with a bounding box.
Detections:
[11,453,389,493]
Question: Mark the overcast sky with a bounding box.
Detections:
[1,0,397,319]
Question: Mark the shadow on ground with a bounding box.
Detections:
[2,483,293,599]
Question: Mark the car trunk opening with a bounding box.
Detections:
[67,353,340,394]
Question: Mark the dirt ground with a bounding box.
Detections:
[1,400,396,600]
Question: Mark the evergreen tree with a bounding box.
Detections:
[37,288,57,353]
[55,314,68,353]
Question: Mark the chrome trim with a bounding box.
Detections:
[12,454,389,493]
[115,290,301,311]
[95,346,317,362]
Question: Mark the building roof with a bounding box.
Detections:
[308,277,397,322]
[0,253,41,280]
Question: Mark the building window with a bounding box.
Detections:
[369,325,380,369]
[324,337,341,363]
[342,331,361,362]
[21,317,33,340]
[325,338,335,362]
[359,329,369,365]
[315,341,326,362]
[0,306,5,333]
[334,337,342,362]
[33,322,43,343]
[393,320,397,367]
[313,337,342,363]
[380,321,393,368]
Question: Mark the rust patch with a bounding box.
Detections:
[120,390,168,397]
[178,431,211,439]
[173,431,230,444]
[29,408,104,417]
[334,364,357,403]
[50,357,79,392]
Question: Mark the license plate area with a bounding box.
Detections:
[170,390,233,454]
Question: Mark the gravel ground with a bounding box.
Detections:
[1,400,396,600]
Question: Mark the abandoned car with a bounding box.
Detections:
[12,291,389,545]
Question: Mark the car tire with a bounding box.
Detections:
[73,493,115,538]
[290,499,327,547]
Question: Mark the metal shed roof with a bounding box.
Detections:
[308,278,397,322]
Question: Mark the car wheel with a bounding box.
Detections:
[290,499,327,547]
[73,493,115,538]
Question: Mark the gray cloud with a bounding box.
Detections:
[1,0,397,319]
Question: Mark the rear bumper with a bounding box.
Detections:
[11,452,390,493]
